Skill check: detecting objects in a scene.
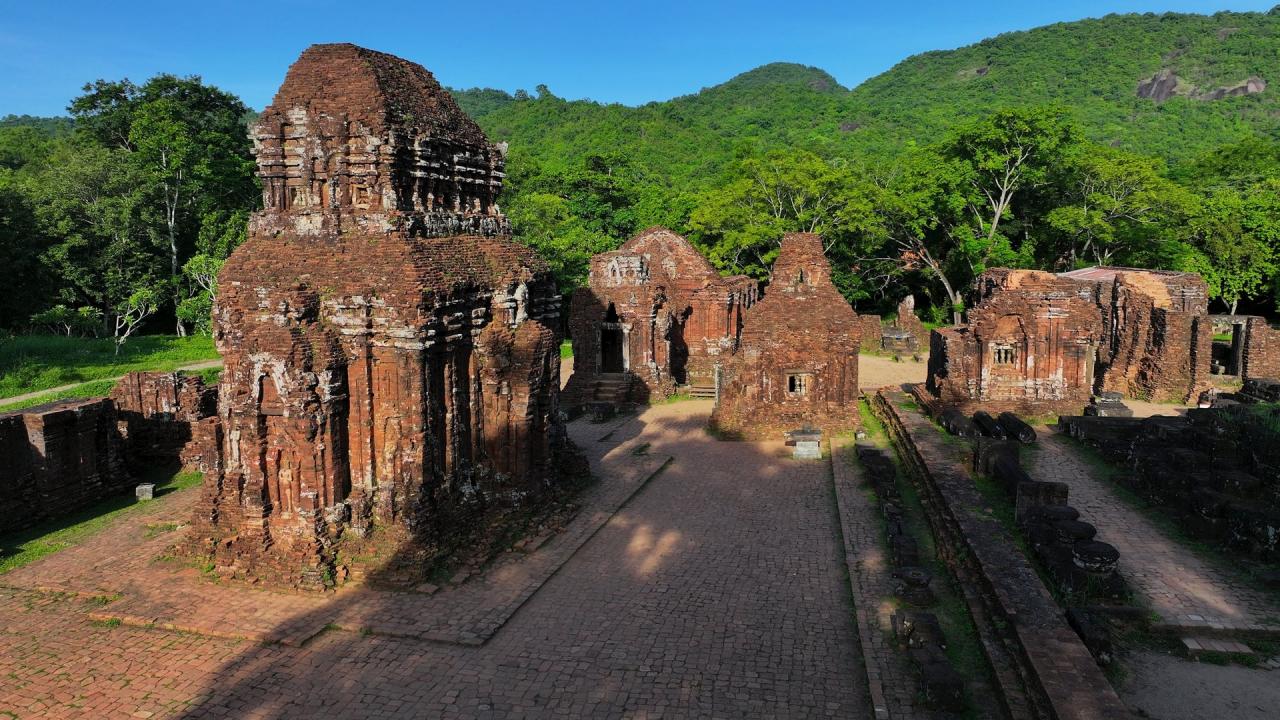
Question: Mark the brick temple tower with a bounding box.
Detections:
[710,233,861,439]
[190,44,569,586]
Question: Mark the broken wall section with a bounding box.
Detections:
[0,399,132,535]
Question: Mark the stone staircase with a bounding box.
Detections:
[685,383,716,399]
[587,373,634,405]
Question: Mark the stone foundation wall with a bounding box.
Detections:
[0,399,132,535]
[1061,407,1280,561]
[873,388,1129,719]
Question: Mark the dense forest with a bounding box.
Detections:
[1,8,1279,342]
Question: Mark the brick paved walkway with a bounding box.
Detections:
[1,401,868,718]
[1030,431,1280,634]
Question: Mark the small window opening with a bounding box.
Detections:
[993,346,1016,365]
[787,373,811,396]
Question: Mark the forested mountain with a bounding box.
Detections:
[3,8,1279,339]
[454,8,1280,179]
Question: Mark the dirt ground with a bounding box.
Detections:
[857,352,929,391]
[1120,651,1280,720]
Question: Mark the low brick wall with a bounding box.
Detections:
[0,398,132,535]
[873,388,1128,720]
[110,371,216,468]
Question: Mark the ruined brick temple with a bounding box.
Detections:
[711,233,860,438]
[188,44,570,585]
[927,266,1224,411]
[564,227,757,405]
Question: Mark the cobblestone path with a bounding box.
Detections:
[1,401,867,719]
[1030,430,1280,633]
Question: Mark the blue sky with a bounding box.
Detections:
[1,1,1275,116]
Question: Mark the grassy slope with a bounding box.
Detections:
[0,335,219,398]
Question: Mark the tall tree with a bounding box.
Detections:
[1044,145,1195,268]
[1185,180,1280,314]
[689,150,886,283]
[68,74,256,334]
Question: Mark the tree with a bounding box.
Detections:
[1185,180,1280,314]
[939,107,1079,267]
[689,150,887,283]
[0,170,53,328]
[1044,145,1195,268]
[68,74,257,334]
[29,141,159,321]
[30,305,101,336]
[113,286,161,355]
[508,192,614,293]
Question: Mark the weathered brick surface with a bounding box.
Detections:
[110,371,216,467]
[0,399,131,534]
[564,227,757,404]
[927,269,1103,413]
[191,44,573,588]
[1068,267,1211,403]
[0,401,869,719]
[830,440,930,720]
[928,266,1214,411]
[1241,316,1280,381]
[712,233,861,439]
[858,314,884,353]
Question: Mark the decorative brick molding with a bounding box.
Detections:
[187,44,577,588]
[928,266,1215,412]
[563,227,757,406]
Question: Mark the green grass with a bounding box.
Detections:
[653,391,695,405]
[0,379,117,413]
[857,398,888,445]
[559,340,573,360]
[0,468,202,575]
[843,428,994,717]
[0,334,220,398]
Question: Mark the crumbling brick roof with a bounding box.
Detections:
[267,43,487,145]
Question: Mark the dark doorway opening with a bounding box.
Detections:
[600,303,626,373]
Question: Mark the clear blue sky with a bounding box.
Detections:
[1,1,1275,116]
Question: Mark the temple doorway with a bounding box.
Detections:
[600,303,626,373]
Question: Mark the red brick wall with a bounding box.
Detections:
[926,270,1102,411]
[565,228,756,404]
[1242,316,1280,381]
[0,399,131,535]
[711,233,860,438]
[188,44,572,587]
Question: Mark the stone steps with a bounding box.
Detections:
[685,384,716,398]
[1181,636,1255,656]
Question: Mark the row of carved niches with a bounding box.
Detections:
[254,118,504,216]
